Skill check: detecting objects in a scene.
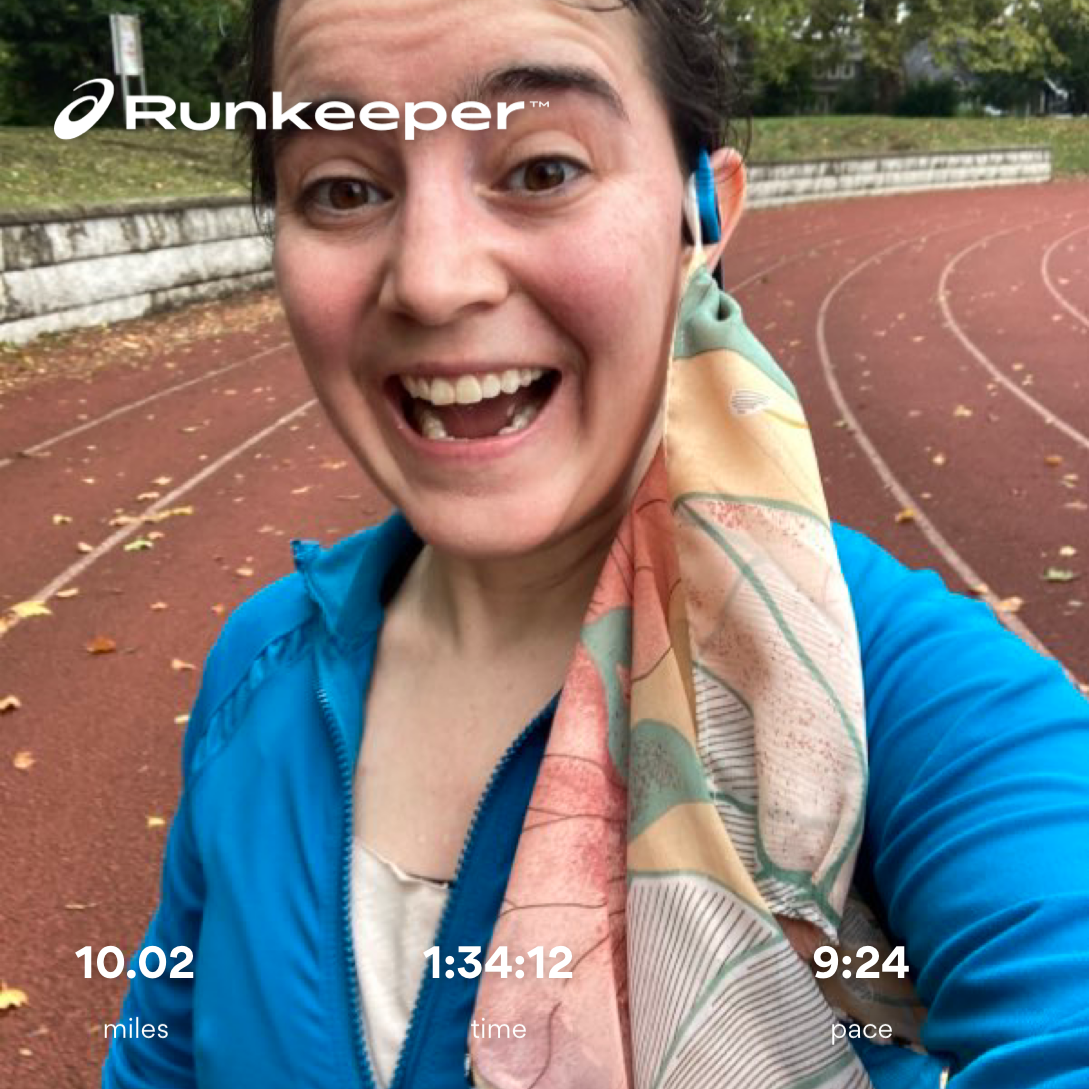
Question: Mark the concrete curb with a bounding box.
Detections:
[0,146,1052,345]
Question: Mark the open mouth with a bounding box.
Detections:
[394,367,561,442]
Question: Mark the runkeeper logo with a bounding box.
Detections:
[54,79,115,140]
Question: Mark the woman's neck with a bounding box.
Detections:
[401,514,618,664]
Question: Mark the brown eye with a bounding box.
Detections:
[506,157,584,194]
[305,177,387,214]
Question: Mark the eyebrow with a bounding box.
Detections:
[271,63,628,155]
[463,63,628,121]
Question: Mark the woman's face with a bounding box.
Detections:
[272,0,690,559]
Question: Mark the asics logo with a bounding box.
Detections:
[54,80,115,140]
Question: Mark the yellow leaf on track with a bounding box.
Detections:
[1,695,22,713]
[235,566,255,578]
[1045,455,1063,467]
[147,816,166,829]
[895,508,917,524]
[953,405,973,418]
[124,538,154,552]
[55,588,80,600]
[12,601,51,619]
[13,750,35,771]
[86,636,117,655]
[997,597,1024,614]
[150,602,169,611]
[77,542,94,554]
[171,659,196,672]
[152,476,173,487]
[1060,546,1078,558]
[52,514,73,526]
[175,714,190,726]
[0,983,29,1010]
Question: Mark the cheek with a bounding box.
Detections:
[537,209,683,394]
[273,232,372,376]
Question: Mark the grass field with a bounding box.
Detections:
[1,115,1087,212]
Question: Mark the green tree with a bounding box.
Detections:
[0,0,245,125]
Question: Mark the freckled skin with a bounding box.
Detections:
[271,0,693,567]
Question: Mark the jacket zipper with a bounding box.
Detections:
[317,686,376,1089]
[388,710,548,1089]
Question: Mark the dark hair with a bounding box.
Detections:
[240,0,748,208]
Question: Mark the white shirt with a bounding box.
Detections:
[350,838,450,1088]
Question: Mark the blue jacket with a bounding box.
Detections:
[103,513,1089,1089]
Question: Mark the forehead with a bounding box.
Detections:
[272,0,650,104]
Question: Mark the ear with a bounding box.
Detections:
[702,147,746,273]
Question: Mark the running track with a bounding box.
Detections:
[1,180,1087,1085]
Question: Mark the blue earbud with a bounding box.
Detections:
[696,149,721,244]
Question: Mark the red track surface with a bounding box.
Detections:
[1,180,1087,1085]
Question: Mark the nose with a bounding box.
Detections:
[378,167,508,326]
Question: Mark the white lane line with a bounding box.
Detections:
[1041,223,1089,329]
[938,221,1089,456]
[726,211,986,298]
[816,226,1082,688]
[0,398,316,642]
[0,341,292,471]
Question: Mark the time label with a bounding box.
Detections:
[425,945,572,979]
[813,945,909,980]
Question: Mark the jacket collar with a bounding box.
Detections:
[291,510,422,649]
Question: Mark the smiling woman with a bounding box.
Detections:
[101,2,1089,1089]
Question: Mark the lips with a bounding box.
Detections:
[394,366,560,441]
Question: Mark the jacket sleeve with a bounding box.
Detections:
[100,681,211,1088]
[835,525,1089,1085]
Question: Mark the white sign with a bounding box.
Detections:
[110,14,144,78]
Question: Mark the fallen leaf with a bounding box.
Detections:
[235,566,255,578]
[64,902,98,911]
[137,491,161,501]
[150,601,169,611]
[1059,546,1078,558]
[0,983,29,1010]
[291,485,312,496]
[1066,501,1088,511]
[932,452,947,466]
[895,508,917,524]
[211,603,226,615]
[55,588,80,600]
[1012,363,1025,372]
[145,506,195,524]
[1043,568,1079,583]
[320,459,348,471]
[109,514,140,528]
[146,531,165,541]
[953,405,973,418]
[1,695,22,713]
[970,583,990,596]
[52,514,73,526]
[171,658,196,672]
[86,635,117,655]
[81,477,96,485]
[997,596,1024,614]
[13,750,35,771]
[146,816,166,829]
[124,538,154,552]
[175,714,190,726]
[1045,455,1063,467]
[77,541,94,554]
[152,476,173,487]
[12,601,52,619]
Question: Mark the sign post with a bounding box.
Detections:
[109,14,146,126]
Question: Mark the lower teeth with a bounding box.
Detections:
[414,401,540,441]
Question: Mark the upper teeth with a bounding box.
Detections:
[400,368,545,406]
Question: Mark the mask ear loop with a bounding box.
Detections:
[684,153,725,287]
[683,170,704,252]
